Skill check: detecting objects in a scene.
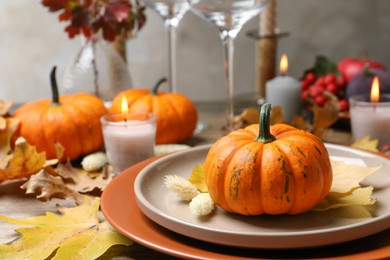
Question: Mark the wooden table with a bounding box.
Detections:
[1,102,388,259]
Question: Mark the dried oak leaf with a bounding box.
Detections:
[56,161,115,193]
[21,169,84,204]
[0,137,46,182]
[0,197,133,259]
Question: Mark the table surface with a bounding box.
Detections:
[1,102,388,259]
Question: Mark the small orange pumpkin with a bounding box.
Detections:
[13,67,108,160]
[204,103,332,215]
[109,78,198,144]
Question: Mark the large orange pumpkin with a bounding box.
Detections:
[13,67,108,160]
[204,103,332,215]
[109,78,198,144]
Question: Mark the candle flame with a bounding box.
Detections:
[121,96,128,120]
[279,54,288,74]
[370,76,380,103]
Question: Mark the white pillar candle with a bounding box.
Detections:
[350,77,390,147]
[266,54,301,123]
[101,111,156,174]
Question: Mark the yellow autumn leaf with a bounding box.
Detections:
[330,160,381,193]
[313,186,376,211]
[0,197,132,260]
[0,137,46,182]
[351,135,379,152]
[189,164,208,193]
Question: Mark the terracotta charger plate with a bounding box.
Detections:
[101,144,390,259]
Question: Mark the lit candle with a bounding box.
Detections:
[101,97,156,174]
[350,76,390,147]
[266,54,301,122]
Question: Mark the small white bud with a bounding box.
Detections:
[164,175,200,201]
[189,193,215,216]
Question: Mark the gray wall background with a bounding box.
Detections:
[1,0,389,103]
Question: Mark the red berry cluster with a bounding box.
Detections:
[301,72,349,112]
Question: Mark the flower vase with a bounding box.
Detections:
[62,35,132,106]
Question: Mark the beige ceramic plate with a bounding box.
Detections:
[134,144,390,249]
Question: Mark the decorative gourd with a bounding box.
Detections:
[13,67,108,160]
[109,78,198,144]
[346,67,390,99]
[204,103,332,215]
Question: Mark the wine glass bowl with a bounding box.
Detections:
[189,1,266,32]
[187,0,269,130]
[145,0,189,20]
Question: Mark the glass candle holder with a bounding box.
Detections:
[101,112,156,174]
[349,94,390,147]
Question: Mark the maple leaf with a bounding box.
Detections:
[0,197,133,259]
[0,137,46,182]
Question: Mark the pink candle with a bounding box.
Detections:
[101,102,156,174]
[350,76,390,147]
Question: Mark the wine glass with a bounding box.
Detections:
[143,0,189,92]
[187,0,269,131]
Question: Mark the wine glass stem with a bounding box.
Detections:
[221,31,235,131]
[165,18,179,93]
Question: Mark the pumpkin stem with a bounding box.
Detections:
[152,78,168,96]
[255,103,276,144]
[50,66,60,105]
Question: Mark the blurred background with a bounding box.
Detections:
[1,0,389,103]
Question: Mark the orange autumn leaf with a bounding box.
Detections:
[233,108,259,129]
[0,137,46,182]
[291,116,309,131]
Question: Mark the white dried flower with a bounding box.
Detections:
[81,152,108,172]
[164,175,199,202]
[189,193,215,217]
